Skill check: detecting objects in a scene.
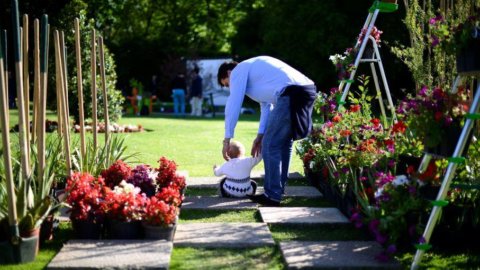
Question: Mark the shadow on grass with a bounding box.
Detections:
[269,223,371,242]
[179,209,262,223]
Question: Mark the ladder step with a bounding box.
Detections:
[431,200,449,207]
[466,113,480,120]
[369,1,399,13]
[415,243,432,251]
[447,157,466,164]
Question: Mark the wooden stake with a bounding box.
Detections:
[54,30,71,174]
[60,31,70,123]
[37,16,48,191]
[98,36,109,149]
[23,15,30,149]
[0,26,19,237]
[32,19,39,144]
[91,29,97,149]
[74,18,86,159]
[11,0,30,182]
[1,31,7,125]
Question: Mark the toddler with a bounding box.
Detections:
[213,140,261,198]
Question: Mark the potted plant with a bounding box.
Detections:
[397,85,471,157]
[142,188,180,240]
[64,172,105,239]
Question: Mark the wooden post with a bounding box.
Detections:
[32,19,39,144]
[23,15,30,149]
[0,23,19,239]
[74,18,86,159]
[91,29,97,149]
[98,36,109,149]
[11,0,31,182]
[54,30,71,174]
[37,16,48,190]
[1,31,7,124]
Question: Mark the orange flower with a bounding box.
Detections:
[332,114,342,123]
[340,130,352,137]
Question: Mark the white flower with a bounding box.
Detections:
[375,187,384,198]
[309,161,315,170]
[392,175,410,186]
[148,170,159,181]
[329,54,346,64]
[114,180,140,195]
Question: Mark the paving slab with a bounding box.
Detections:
[181,196,257,209]
[47,240,173,270]
[280,241,401,269]
[259,207,349,224]
[174,222,275,248]
[187,171,303,188]
[257,186,322,198]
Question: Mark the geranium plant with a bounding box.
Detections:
[143,195,178,227]
[102,180,147,222]
[65,172,106,223]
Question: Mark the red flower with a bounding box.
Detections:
[340,129,352,137]
[143,197,178,227]
[434,111,443,122]
[371,118,381,127]
[392,121,407,134]
[101,160,132,188]
[350,104,361,112]
[65,172,106,222]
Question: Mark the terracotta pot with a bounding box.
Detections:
[20,228,40,256]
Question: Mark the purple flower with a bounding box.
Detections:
[419,86,428,96]
[127,164,157,197]
[431,36,440,47]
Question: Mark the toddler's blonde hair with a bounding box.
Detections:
[228,140,245,158]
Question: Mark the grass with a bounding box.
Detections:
[178,209,261,223]
[170,246,285,270]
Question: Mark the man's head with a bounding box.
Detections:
[217,61,238,87]
[228,140,245,159]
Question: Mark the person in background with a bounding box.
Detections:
[189,67,203,117]
[217,56,317,206]
[171,73,187,116]
[213,140,261,198]
[147,75,158,114]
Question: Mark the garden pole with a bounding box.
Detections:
[37,16,48,186]
[32,18,39,144]
[74,18,86,159]
[0,23,20,245]
[11,0,31,182]
[23,15,30,150]
[98,36,110,150]
[91,29,97,149]
[54,30,72,174]
[60,31,70,123]
[411,78,480,269]
[1,31,7,124]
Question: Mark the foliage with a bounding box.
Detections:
[49,1,125,122]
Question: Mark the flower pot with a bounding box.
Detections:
[424,121,472,158]
[456,39,480,76]
[142,223,176,241]
[0,235,39,264]
[107,220,142,239]
[40,215,55,245]
[72,219,102,239]
[20,228,40,256]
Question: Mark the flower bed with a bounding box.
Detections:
[74,123,144,133]
[65,157,185,239]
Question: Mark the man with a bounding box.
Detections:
[189,67,203,117]
[217,56,317,206]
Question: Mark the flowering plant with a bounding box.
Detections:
[102,180,147,222]
[143,195,178,227]
[329,26,383,81]
[397,85,470,149]
[156,157,186,191]
[65,172,106,223]
[127,164,158,197]
[101,160,132,188]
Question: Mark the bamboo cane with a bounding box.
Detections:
[91,29,97,149]
[23,15,30,150]
[98,36,109,149]
[32,19,39,144]
[1,31,7,124]
[38,16,48,192]
[0,24,20,241]
[60,31,70,123]
[74,18,86,159]
[54,30,71,174]
[11,0,30,182]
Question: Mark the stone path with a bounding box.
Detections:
[48,240,172,270]
[50,172,401,269]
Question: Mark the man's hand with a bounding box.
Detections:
[222,139,231,161]
[213,164,218,171]
[251,134,263,157]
